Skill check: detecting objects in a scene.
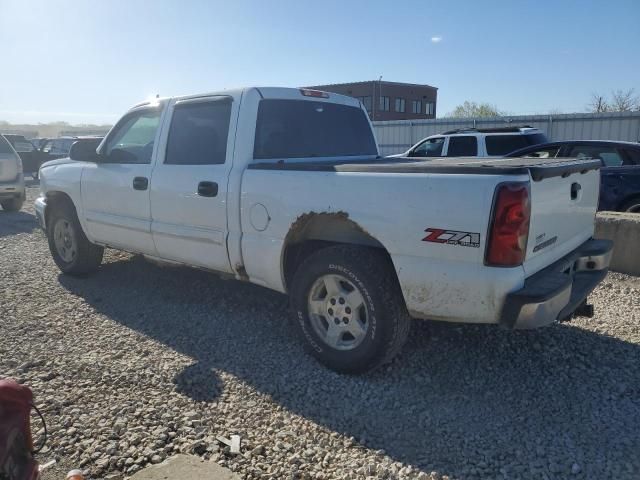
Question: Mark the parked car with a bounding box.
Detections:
[394,126,548,158]
[35,87,611,373]
[0,135,26,211]
[38,137,104,170]
[30,137,49,150]
[507,140,640,213]
[1,134,41,177]
[34,136,103,179]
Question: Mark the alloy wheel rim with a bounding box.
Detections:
[53,219,77,263]
[307,274,369,351]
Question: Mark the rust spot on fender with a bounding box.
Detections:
[286,210,374,243]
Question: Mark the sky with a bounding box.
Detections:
[1,0,639,124]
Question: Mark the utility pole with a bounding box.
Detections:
[378,76,383,120]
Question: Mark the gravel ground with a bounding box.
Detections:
[1,185,639,480]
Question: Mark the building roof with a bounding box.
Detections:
[307,80,438,90]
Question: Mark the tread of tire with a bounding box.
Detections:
[292,244,411,373]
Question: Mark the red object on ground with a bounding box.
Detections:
[0,378,39,480]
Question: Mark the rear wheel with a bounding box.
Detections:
[1,197,24,212]
[290,245,411,374]
[47,203,103,275]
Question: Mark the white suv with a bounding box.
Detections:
[0,134,26,211]
[397,126,548,158]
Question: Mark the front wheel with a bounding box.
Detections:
[47,204,104,275]
[290,245,411,374]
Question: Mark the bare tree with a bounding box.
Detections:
[588,93,610,113]
[610,89,639,112]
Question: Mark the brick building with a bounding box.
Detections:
[305,80,438,121]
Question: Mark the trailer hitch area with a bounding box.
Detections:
[574,301,594,318]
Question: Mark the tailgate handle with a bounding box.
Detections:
[571,182,581,200]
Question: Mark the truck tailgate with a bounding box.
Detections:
[524,160,600,276]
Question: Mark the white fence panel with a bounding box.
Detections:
[373,112,640,156]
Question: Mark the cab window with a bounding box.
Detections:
[568,145,626,167]
[520,147,561,159]
[104,109,161,164]
[410,137,444,157]
[165,99,232,165]
[446,136,478,156]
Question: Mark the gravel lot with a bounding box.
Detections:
[1,185,639,480]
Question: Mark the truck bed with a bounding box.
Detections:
[249,156,601,181]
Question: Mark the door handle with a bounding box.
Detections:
[133,176,148,191]
[197,181,218,197]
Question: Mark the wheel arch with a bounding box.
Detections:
[44,191,79,231]
[618,193,640,212]
[281,211,396,291]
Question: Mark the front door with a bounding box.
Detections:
[149,96,235,273]
[81,106,162,254]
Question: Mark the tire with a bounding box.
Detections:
[1,197,24,212]
[620,197,640,214]
[47,202,104,275]
[290,245,411,374]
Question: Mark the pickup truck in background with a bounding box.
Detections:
[36,87,613,373]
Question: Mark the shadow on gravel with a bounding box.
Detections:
[59,255,640,479]
[0,210,39,238]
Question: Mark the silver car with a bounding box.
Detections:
[0,134,26,211]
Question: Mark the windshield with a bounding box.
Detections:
[254,99,377,159]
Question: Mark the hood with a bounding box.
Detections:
[40,157,75,169]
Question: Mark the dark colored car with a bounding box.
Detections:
[37,136,103,174]
[1,134,41,176]
[508,140,640,212]
[30,137,49,150]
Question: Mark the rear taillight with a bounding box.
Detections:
[485,182,531,267]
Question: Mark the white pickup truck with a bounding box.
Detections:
[35,87,613,373]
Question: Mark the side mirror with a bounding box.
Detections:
[69,140,103,162]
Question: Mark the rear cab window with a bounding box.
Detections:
[485,133,547,156]
[254,100,377,160]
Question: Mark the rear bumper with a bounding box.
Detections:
[0,176,25,200]
[500,238,613,329]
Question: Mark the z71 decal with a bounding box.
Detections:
[422,228,481,248]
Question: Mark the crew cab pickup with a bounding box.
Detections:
[35,87,613,373]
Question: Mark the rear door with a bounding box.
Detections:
[149,95,236,273]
